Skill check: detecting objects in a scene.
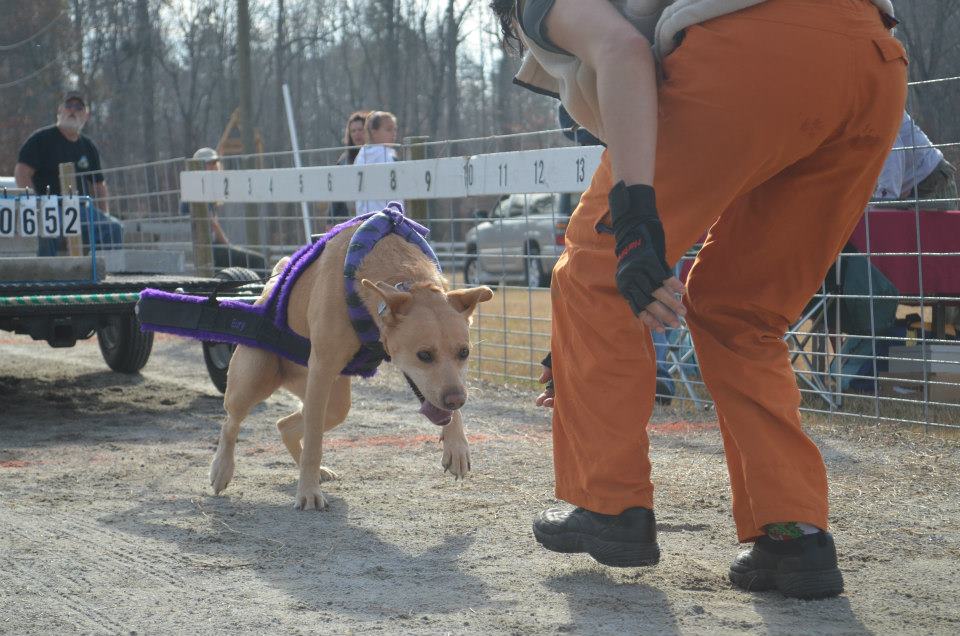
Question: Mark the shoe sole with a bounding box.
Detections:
[729,566,845,599]
[533,526,660,567]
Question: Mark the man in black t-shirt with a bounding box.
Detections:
[15,91,122,255]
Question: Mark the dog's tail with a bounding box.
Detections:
[255,257,290,305]
[272,256,290,277]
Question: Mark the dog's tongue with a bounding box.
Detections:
[419,401,453,426]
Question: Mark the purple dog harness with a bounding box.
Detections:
[137,203,440,379]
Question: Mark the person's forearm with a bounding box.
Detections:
[14,163,34,190]
[595,41,658,186]
[93,182,109,212]
[542,0,658,187]
[211,217,230,245]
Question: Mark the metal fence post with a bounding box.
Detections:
[186,159,215,277]
[403,136,429,223]
[58,162,82,256]
[243,156,261,260]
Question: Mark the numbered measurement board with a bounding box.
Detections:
[180,146,604,203]
[0,196,85,239]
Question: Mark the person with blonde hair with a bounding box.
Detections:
[353,111,400,216]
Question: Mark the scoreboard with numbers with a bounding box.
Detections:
[0,195,86,239]
[180,146,605,204]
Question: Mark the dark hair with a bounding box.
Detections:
[341,110,369,164]
[489,0,524,54]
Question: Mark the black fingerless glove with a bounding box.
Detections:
[609,181,673,316]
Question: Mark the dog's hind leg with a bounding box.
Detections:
[440,410,471,480]
[210,346,281,495]
[277,410,304,465]
[276,375,349,482]
[278,412,339,483]
[275,410,338,482]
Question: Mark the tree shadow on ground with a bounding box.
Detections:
[99,493,495,622]
[0,371,223,450]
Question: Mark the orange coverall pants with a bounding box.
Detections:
[549,0,907,541]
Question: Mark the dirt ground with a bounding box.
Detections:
[1,333,959,635]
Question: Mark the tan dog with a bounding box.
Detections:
[209,225,493,510]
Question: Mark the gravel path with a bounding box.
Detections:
[1,334,958,635]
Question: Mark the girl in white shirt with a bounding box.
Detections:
[354,111,400,216]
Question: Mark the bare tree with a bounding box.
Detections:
[136,0,157,163]
[892,0,960,162]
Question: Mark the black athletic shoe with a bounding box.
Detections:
[729,531,844,599]
[533,506,660,567]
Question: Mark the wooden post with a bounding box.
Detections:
[58,162,83,256]
[236,0,262,257]
[186,159,215,277]
[243,156,261,260]
[403,136,429,223]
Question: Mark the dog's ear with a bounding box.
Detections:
[446,286,494,319]
[361,279,413,326]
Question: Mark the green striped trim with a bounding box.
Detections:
[0,292,257,308]
[0,292,142,307]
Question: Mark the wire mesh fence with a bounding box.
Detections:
[29,76,956,431]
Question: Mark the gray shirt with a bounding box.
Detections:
[874,112,944,200]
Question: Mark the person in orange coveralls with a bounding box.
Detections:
[492,0,907,599]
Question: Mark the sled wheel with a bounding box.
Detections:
[202,267,261,393]
[98,312,154,373]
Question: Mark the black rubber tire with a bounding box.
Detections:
[203,340,234,394]
[215,267,262,285]
[525,243,551,288]
[202,267,262,394]
[98,313,154,373]
[463,246,482,285]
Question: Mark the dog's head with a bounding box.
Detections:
[362,279,493,425]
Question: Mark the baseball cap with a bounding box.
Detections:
[62,91,86,107]
[192,147,220,162]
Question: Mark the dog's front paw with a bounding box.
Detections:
[294,484,329,511]
[209,449,235,495]
[441,442,471,480]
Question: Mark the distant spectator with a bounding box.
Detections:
[329,110,369,221]
[874,111,958,209]
[179,147,266,272]
[354,111,400,216]
[14,90,123,255]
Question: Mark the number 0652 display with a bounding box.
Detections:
[0,196,85,239]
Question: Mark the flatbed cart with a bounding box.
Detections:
[0,175,269,391]
[0,269,263,392]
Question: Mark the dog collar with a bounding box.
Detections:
[341,204,440,377]
[376,282,412,317]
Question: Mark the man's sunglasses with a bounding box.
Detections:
[63,101,86,111]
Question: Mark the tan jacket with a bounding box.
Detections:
[515,0,897,142]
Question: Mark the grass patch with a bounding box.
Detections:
[467,283,551,384]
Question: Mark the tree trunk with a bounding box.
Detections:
[275,0,286,152]
[136,0,157,164]
[237,0,256,156]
